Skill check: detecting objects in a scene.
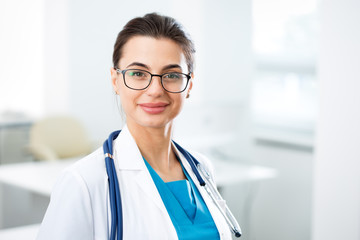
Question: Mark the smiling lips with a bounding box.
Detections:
[138,102,169,114]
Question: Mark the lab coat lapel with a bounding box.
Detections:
[134,170,169,214]
[112,125,168,215]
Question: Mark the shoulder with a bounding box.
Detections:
[70,147,106,179]
[37,151,105,240]
[189,151,213,168]
[38,147,108,239]
[185,149,216,182]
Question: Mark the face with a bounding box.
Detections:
[111,36,193,129]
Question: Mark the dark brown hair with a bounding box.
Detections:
[112,13,195,73]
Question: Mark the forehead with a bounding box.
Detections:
[119,36,187,71]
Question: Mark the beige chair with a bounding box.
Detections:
[28,116,92,161]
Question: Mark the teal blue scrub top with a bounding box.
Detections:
[143,157,220,240]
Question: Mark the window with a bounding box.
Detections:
[251,0,318,132]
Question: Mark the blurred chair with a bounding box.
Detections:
[28,116,92,161]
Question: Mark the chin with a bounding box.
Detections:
[137,114,175,128]
[140,120,171,129]
[127,110,177,129]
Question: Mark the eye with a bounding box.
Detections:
[163,73,182,80]
[128,70,146,77]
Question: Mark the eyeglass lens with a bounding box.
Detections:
[123,69,188,93]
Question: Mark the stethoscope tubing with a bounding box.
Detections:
[197,164,242,237]
[173,141,242,237]
[172,141,206,186]
[103,130,241,240]
[104,131,122,240]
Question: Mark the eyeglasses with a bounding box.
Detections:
[116,68,191,93]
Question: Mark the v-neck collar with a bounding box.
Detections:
[143,156,201,224]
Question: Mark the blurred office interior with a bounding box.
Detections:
[0,0,359,239]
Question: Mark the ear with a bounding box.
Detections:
[186,73,193,98]
[188,73,194,92]
[110,67,119,93]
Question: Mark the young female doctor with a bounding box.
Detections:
[37,13,240,240]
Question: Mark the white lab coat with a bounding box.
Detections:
[37,125,232,240]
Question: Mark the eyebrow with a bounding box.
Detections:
[126,62,149,69]
[162,64,183,72]
[125,62,183,72]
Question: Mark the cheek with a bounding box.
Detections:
[172,94,187,111]
[119,89,134,107]
[117,84,134,110]
[118,88,146,117]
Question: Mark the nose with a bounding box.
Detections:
[146,76,165,96]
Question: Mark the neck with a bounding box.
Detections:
[127,121,175,171]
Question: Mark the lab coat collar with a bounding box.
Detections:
[112,125,168,215]
[112,125,145,170]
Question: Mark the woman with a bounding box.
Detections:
[37,13,238,240]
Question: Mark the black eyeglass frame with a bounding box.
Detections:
[115,68,192,93]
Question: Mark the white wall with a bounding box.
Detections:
[313,0,360,239]
[250,144,313,240]
[43,0,69,115]
[0,0,44,117]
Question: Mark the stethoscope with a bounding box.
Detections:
[103,130,242,240]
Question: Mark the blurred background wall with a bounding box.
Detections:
[0,0,359,239]
[313,0,360,239]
